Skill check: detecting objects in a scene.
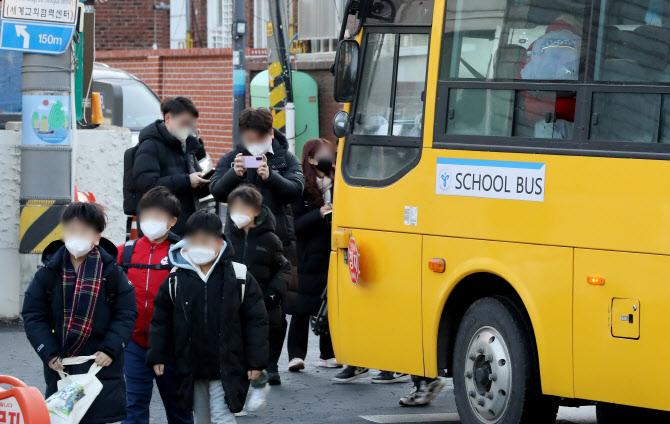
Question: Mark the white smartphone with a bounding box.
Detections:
[243,156,264,168]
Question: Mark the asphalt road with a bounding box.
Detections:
[0,322,597,423]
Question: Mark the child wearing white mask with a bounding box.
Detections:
[148,211,269,424]
[117,186,193,424]
[224,185,291,411]
[22,202,137,423]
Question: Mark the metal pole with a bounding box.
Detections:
[18,48,74,254]
[267,0,294,153]
[232,0,246,148]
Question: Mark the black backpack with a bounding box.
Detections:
[123,141,143,216]
[120,239,175,273]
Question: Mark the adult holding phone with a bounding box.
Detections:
[209,107,304,385]
[134,97,209,236]
[285,138,339,372]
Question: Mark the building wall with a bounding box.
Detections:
[98,48,341,160]
[95,0,171,50]
[0,130,21,318]
[75,128,133,246]
[0,128,132,318]
[93,0,342,148]
[94,0,298,52]
[97,48,235,161]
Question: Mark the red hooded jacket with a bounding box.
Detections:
[117,233,179,348]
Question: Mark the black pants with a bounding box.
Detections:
[268,307,287,373]
[287,314,335,360]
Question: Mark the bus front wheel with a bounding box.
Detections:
[453,296,558,424]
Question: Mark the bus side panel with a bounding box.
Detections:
[327,251,341,357]
[335,229,424,376]
[422,236,574,398]
[574,249,670,412]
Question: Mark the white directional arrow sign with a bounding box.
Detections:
[14,24,29,48]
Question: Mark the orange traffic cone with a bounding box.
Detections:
[0,375,50,423]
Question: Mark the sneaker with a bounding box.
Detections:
[234,406,248,417]
[318,358,343,368]
[267,371,281,386]
[372,371,411,384]
[332,366,369,383]
[399,377,448,406]
[246,384,271,412]
[288,358,305,372]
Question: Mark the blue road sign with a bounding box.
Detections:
[0,19,74,55]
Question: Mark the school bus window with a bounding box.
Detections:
[594,0,670,82]
[344,145,420,180]
[353,33,395,136]
[440,0,586,81]
[589,92,670,143]
[364,0,434,25]
[446,88,577,139]
[393,34,430,136]
[353,33,429,137]
[447,89,514,136]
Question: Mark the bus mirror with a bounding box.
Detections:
[333,111,351,138]
[333,40,359,103]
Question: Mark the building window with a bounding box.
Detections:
[207,0,233,48]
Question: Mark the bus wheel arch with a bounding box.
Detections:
[437,272,527,376]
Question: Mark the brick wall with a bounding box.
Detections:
[97,48,234,161]
[95,0,171,50]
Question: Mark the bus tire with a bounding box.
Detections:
[596,403,670,423]
[453,296,557,424]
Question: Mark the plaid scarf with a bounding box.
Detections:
[62,246,104,357]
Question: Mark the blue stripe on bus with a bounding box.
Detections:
[436,158,545,170]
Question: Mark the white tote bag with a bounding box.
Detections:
[45,356,103,424]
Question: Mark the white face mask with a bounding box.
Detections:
[64,237,94,259]
[140,220,169,242]
[230,214,253,229]
[187,246,217,265]
[245,138,272,156]
[171,127,190,142]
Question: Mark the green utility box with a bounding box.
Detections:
[250,70,319,160]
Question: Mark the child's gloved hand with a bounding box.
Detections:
[248,370,261,380]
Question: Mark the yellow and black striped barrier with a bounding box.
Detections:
[19,200,68,254]
[268,61,287,133]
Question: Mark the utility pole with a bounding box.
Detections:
[267,0,295,153]
[231,0,247,148]
[19,48,74,254]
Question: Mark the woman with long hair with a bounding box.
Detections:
[284,138,339,371]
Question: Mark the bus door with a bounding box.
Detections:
[330,2,433,375]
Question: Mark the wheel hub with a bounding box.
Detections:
[463,327,512,423]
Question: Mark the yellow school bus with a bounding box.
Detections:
[327,0,670,422]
